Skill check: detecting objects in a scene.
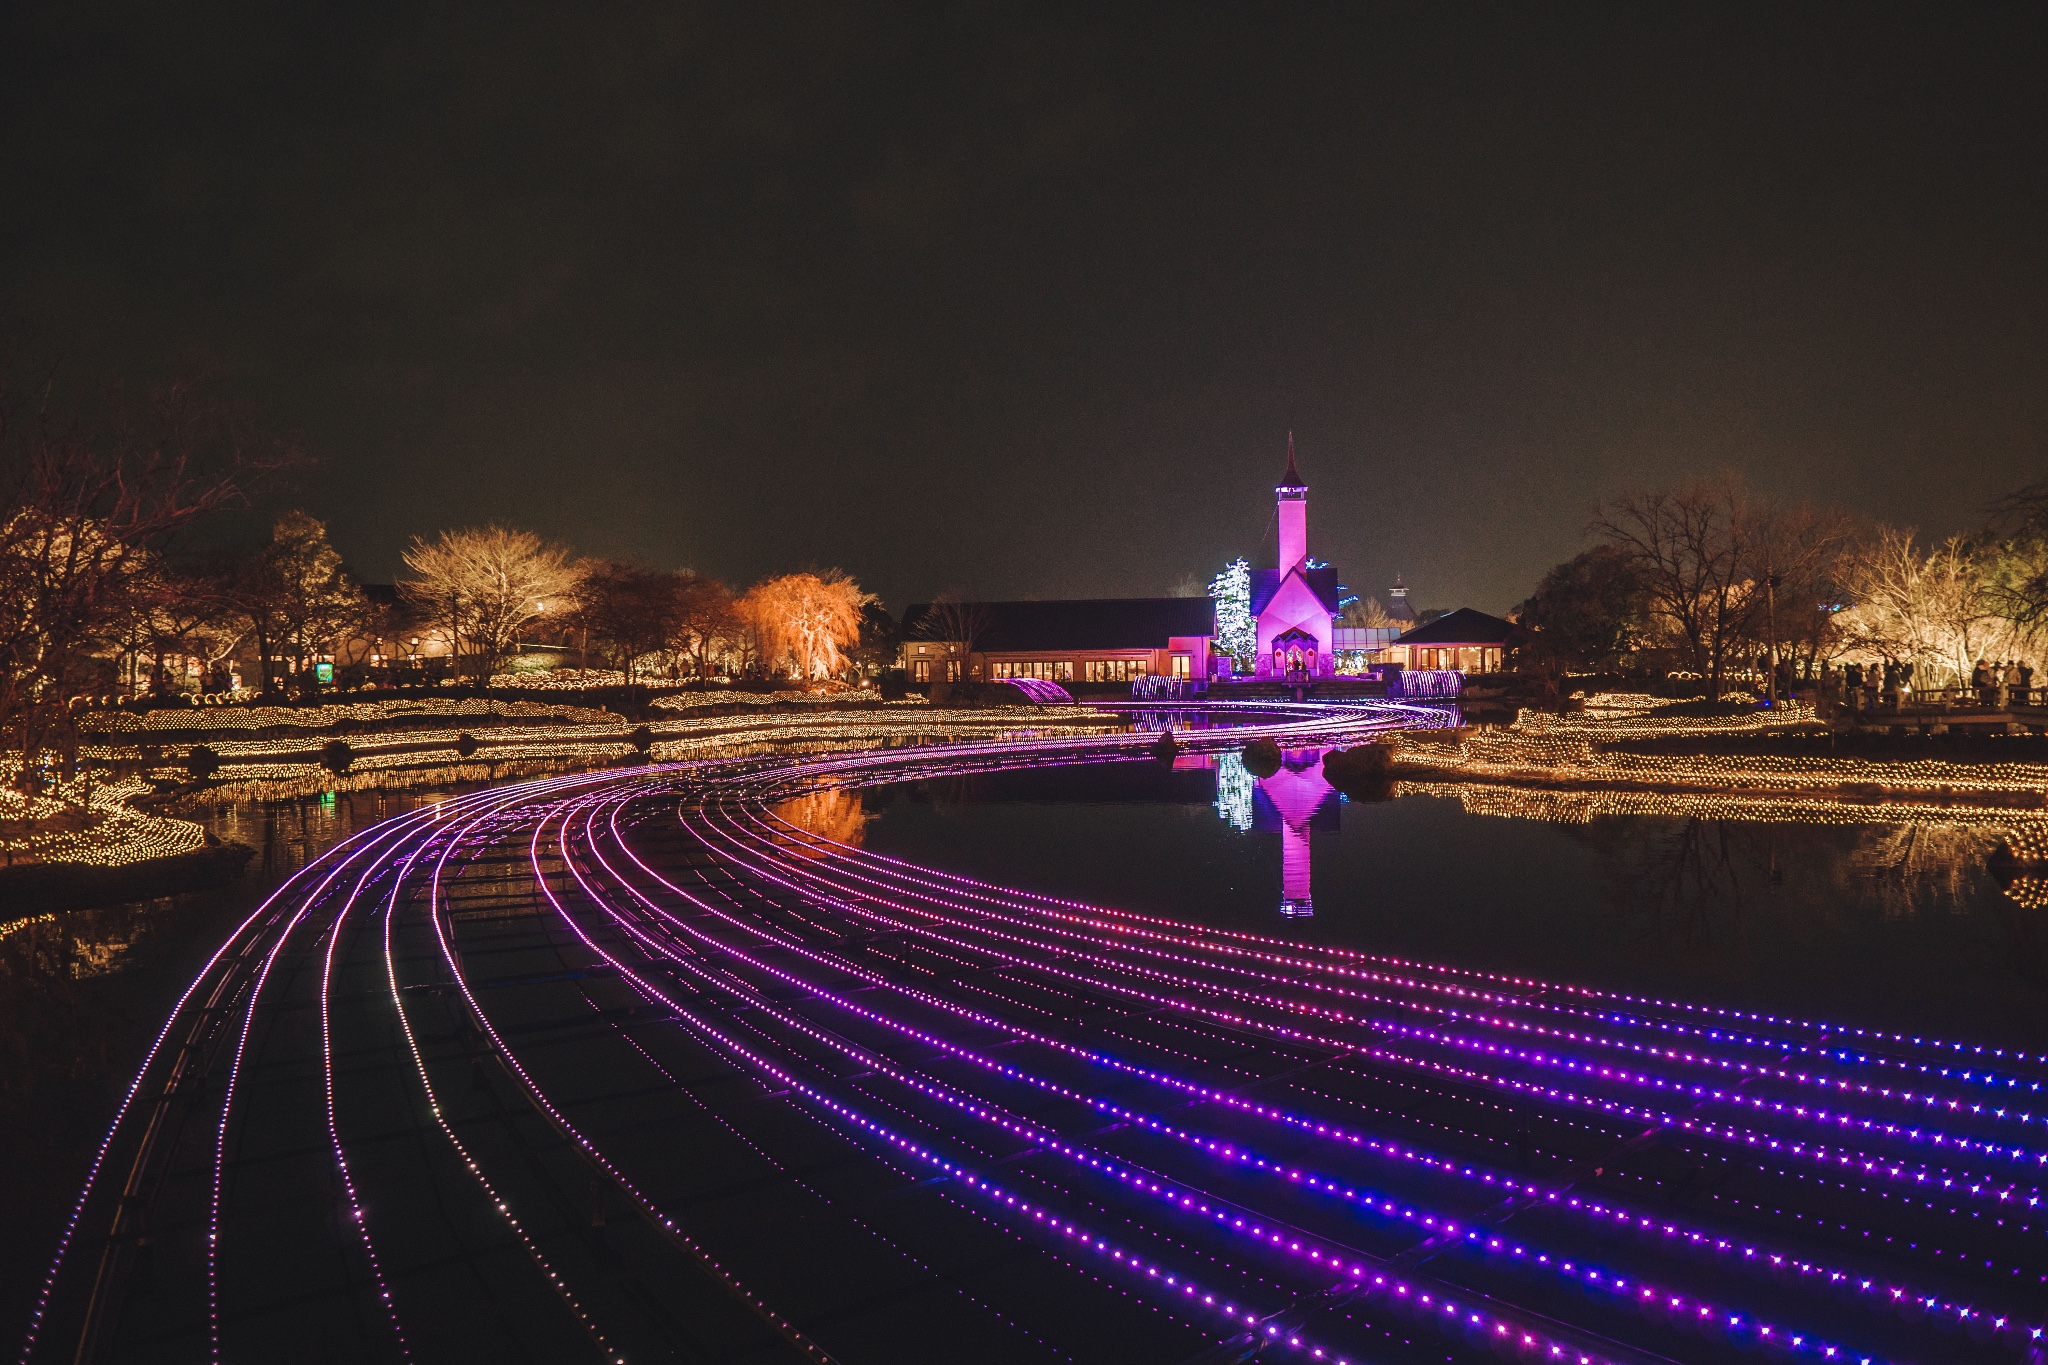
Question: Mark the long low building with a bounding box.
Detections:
[899,598,1216,685]
[1382,607,1520,674]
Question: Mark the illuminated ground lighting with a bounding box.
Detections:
[1387,691,2048,864]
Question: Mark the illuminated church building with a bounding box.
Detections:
[1251,440,1342,680]
[899,439,1352,686]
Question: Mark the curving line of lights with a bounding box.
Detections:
[23,697,2037,1365]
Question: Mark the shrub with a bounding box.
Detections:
[321,739,354,774]
[1241,737,1283,778]
[186,745,222,780]
[455,732,480,759]
[629,724,653,753]
[1151,728,1179,762]
[1322,743,1392,781]
[1322,742,1396,800]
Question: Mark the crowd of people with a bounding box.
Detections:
[1822,657,2034,713]
[1972,657,2035,708]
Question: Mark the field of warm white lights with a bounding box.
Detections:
[1380,692,2048,856]
[15,690,2048,876]
[3,700,1123,873]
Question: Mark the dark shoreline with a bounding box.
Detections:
[0,841,257,915]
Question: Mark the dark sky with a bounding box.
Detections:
[4,4,2044,614]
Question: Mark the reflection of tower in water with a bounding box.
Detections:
[1213,750,1342,918]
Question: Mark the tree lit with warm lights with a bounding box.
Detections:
[400,524,580,681]
[740,569,873,680]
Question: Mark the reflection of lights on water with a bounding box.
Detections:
[31,700,2034,1365]
[14,705,1130,871]
[1215,753,1254,832]
[2001,874,2048,909]
[0,911,57,941]
[1385,692,2048,906]
[775,787,870,849]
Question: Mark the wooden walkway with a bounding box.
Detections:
[1821,696,2048,734]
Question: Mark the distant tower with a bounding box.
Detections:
[1387,575,1417,627]
[1252,432,1338,681]
[1276,432,1308,574]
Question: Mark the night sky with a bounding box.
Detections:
[4,5,2043,615]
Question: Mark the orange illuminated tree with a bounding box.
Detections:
[740,570,872,680]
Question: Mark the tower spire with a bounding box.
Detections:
[1274,431,1308,572]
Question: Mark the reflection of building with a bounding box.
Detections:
[1252,440,1343,680]
[1209,750,1341,917]
[1254,752,1341,916]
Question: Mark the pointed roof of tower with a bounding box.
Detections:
[1278,431,1304,489]
[1385,576,1417,624]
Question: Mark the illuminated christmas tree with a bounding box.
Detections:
[1208,557,1255,668]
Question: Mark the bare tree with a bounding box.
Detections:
[671,574,740,678]
[1590,476,1760,693]
[121,555,244,695]
[914,594,994,680]
[1986,479,2048,637]
[400,524,580,681]
[232,510,370,693]
[1743,500,1854,692]
[0,364,294,787]
[1339,595,1396,629]
[332,591,392,670]
[566,561,686,678]
[1836,528,2014,688]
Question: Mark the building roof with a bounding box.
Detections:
[1384,578,1418,624]
[900,597,1215,653]
[1278,433,1304,489]
[1392,607,1519,648]
[1249,564,1343,616]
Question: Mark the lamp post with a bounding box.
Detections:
[1764,572,1783,707]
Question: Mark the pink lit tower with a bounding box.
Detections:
[1251,434,1343,680]
[1260,760,1335,917]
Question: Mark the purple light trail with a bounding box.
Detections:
[19,702,2041,1364]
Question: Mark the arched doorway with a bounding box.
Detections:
[1271,629,1319,681]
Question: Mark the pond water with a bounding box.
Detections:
[858,753,2048,1051]
[0,783,490,1347]
[8,742,2048,1350]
